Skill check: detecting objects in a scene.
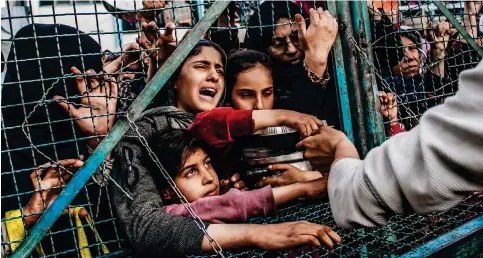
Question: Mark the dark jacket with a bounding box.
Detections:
[244,1,341,128]
[273,62,341,129]
[110,106,210,257]
[380,72,448,129]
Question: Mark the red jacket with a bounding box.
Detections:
[188,107,255,148]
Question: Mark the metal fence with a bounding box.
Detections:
[369,1,483,137]
[1,1,482,257]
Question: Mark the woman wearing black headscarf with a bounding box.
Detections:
[1,24,120,257]
[368,5,455,130]
[246,1,341,129]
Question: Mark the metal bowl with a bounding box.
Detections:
[242,126,300,150]
[243,160,313,179]
[254,126,297,136]
[246,151,304,166]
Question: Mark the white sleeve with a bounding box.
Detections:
[328,61,483,228]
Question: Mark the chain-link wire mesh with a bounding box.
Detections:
[1,1,482,257]
[369,0,483,137]
[193,195,483,258]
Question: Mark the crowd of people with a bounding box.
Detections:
[1,0,482,257]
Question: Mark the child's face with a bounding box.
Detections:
[174,149,220,202]
[231,64,274,110]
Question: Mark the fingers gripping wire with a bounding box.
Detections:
[21,72,78,176]
[125,115,225,257]
[20,59,143,213]
[21,57,143,167]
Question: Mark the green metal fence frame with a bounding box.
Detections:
[10,2,231,257]
[8,1,483,257]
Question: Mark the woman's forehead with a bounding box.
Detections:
[273,17,297,37]
[401,36,417,46]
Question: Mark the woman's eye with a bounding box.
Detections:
[272,40,283,47]
[263,90,273,97]
[186,170,197,177]
[216,69,224,75]
[240,93,253,97]
[195,65,207,70]
[205,160,212,168]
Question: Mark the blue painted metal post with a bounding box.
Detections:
[336,0,368,157]
[10,1,231,257]
[350,1,386,150]
[196,0,205,24]
[326,1,354,144]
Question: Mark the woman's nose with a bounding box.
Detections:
[201,168,214,185]
[286,41,298,54]
[207,68,220,82]
[253,96,264,110]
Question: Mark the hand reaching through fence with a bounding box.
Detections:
[274,110,324,137]
[255,164,322,188]
[378,91,398,125]
[295,7,338,78]
[296,126,359,173]
[22,158,86,229]
[103,42,144,75]
[463,1,483,41]
[137,0,166,23]
[427,21,455,77]
[378,91,406,136]
[53,66,118,150]
[219,173,248,194]
[202,221,341,252]
[217,2,240,28]
[426,21,454,59]
[138,21,177,82]
[252,221,341,250]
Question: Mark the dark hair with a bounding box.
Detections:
[147,129,214,189]
[156,40,228,107]
[245,1,301,54]
[225,50,272,104]
[399,27,422,47]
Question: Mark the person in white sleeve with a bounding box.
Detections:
[296,60,483,228]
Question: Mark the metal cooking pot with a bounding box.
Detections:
[240,126,301,151]
[240,126,313,181]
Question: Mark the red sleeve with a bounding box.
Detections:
[187,107,255,148]
[385,123,407,136]
[162,186,276,224]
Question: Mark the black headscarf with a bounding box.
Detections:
[1,24,124,257]
[2,23,102,175]
[245,1,302,54]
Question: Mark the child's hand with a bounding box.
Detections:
[378,91,398,125]
[303,177,329,199]
[23,158,86,228]
[277,110,324,137]
[137,21,177,82]
[255,164,322,188]
[251,221,341,250]
[220,173,248,194]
